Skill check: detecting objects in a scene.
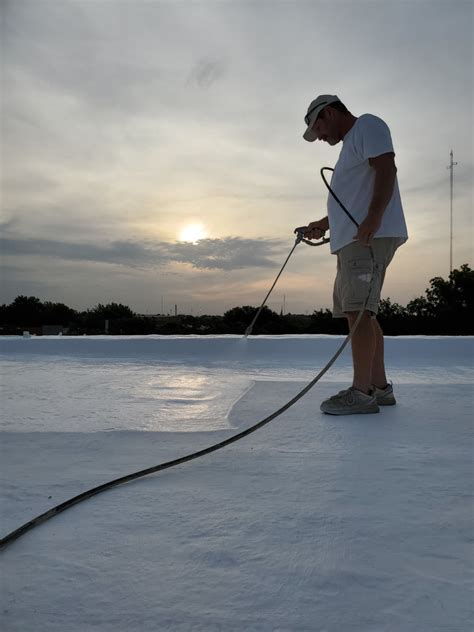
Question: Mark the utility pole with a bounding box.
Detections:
[446,149,458,274]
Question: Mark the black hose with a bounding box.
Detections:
[0,322,360,551]
[0,167,375,551]
[320,167,360,227]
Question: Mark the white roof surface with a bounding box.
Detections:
[1,336,473,631]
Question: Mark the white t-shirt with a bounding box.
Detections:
[327,113,408,254]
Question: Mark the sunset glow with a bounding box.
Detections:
[179,223,208,243]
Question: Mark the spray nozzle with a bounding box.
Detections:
[294,226,307,244]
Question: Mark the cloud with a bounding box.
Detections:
[188,57,228,88]
[1,0,472,314]
[167,237,280,270]
[1,235,284,271]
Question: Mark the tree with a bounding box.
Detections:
[89,302,136,319]
[425,264,473,312]
[3,296,43,325]
[378,298,406,318]
[1,265,472,335]
[42,301,77,325]
[223,305,279,334]
[406,264,473,334]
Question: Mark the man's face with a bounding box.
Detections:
[312,108,341,145]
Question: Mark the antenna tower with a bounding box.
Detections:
[446,149,458,273]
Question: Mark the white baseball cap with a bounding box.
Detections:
[303,94,341,142]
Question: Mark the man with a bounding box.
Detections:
[302,94,408,415]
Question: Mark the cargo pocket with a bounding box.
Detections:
[347,259,382,305]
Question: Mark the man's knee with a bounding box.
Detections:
[345,310,376,324]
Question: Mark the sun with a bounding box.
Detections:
[179,223,208,243]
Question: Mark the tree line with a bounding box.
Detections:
[1,264,472,336]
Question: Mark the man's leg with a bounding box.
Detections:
[371,317,388,389]
[320,309,380,415]
[346,312,388,393]
[345,310,376,395]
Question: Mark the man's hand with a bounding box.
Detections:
[354,215,382,246]
[301,217,329,240]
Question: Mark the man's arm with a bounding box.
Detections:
[367,152,397,220]
[355,152,397,246]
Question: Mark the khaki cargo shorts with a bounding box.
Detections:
[332,237,401,318]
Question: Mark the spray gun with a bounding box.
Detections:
[243,227,330,337]
[293,226,330,247]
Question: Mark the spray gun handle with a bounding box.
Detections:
[294,226,329,247]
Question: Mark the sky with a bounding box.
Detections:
[1,0,473,315]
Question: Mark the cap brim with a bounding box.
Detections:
[303,97,337,142]
[303,126,318,142]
